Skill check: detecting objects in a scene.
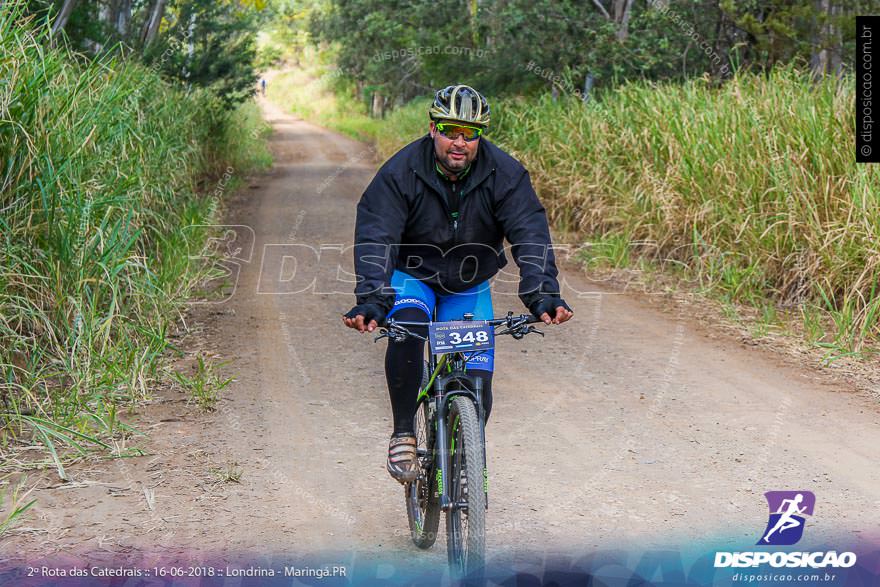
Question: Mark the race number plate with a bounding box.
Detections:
[429,320,495,353]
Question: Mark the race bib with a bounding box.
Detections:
[428,320,495,353]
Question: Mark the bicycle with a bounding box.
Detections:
[374,310,544,580]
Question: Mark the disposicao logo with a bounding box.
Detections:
[759,490,814,546]
[714,491,857,570]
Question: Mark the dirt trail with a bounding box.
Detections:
[4,94,880,570]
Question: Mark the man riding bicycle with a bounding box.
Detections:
[342,84,573,483]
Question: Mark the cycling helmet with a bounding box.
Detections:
[429,84,490,127]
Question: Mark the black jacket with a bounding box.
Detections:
[353,134,561,313]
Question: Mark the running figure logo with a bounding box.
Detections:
[758,491,816,546]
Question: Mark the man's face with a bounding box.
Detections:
[430,120,480,175]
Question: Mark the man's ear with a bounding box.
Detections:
[429,121,436,137]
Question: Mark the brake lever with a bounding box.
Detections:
[526,325,545,337]
[375,325,412,343]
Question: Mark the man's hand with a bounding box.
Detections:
[342,303,386,333]
[529,297,573,325]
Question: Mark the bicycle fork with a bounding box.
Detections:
[434,378,455,513]
[434,377,489,513]
[474,376,489,510]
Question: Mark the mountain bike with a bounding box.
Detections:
[375,311,544,580]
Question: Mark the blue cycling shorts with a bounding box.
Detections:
[387,270,494,372]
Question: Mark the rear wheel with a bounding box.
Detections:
[406,365,440,548]
[446,395,486,580]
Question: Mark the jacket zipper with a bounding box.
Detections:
[451,182,459,245]
[411,165,495,247]
[413,169,453,218]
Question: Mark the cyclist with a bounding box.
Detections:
[342,84,573,483]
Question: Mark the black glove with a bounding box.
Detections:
[343,303,386,326]
[529,296,572,322]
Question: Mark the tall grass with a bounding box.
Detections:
[370,70,879,354]
[0,8,269,478]
[490,68,879,353]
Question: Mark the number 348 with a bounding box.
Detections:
[448,330,489,345]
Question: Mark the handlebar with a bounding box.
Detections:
[375,311,543,343]
[377,312,539,329]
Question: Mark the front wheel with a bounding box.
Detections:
[446,395,486,580]
[407,396,440,548]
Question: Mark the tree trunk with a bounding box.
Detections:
[102,1,113,26]
[183,13,196,82]
[141,0,166,47]
[810,0,842,79]
[616,0,635,42]
[50,0,79,38]
[591,0,611,20]
[140,1,153,44]
[613,0,625,22]
[371,92,385,119]
[711,1,734,79]
[469,0,479,47]
[116,0,132,36]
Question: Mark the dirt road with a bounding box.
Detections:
[4,95,880,573]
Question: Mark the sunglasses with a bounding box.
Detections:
[435,122,484,142]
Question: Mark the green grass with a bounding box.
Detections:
[0,475,36,535]
[0,7,270,485]
[203,100,273,176]
[169,354,233,412]
[267,65,383,142]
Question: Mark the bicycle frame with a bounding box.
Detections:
[419,350,488,513]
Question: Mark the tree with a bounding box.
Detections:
[140,0,166,47]
[49,0,78,37]
[145,0,261,107]
[109,0,132,36]
[810,0,842,78]
[718,0,878,75]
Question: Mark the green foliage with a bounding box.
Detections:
[305,0,743,107]
[202,100,274,174]
[169,354,233,412]
[22,0,264,108]
[144,0,261,108]
[719,0,879,72]
[267,66,384,141]
[255,39,284,70]
[23,0,107,48]
[260,0,322,63]
[0,7,268,474]
[0,475,36,537]
[293,0,880,114]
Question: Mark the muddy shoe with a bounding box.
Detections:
[387,434,419,484]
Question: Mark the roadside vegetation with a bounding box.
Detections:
[0,1,270,508]
[265,53,383,141]
[494,69,877,359]
[263,0,880,361]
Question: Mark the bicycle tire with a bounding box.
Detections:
[406,365,440,548]
[446,395,486,579]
